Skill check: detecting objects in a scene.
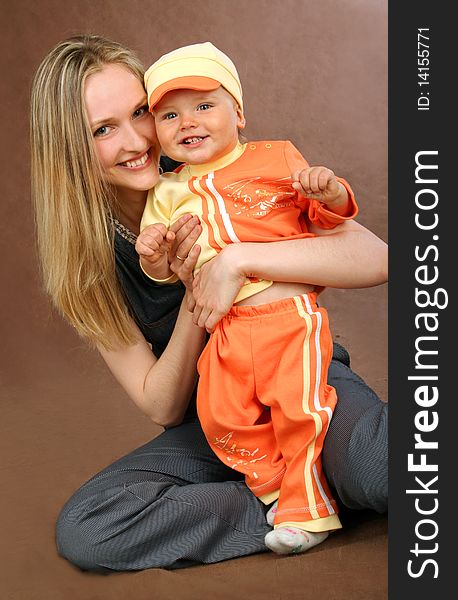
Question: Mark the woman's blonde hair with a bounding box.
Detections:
[31,35,145,349]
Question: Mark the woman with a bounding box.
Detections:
[31,35,388,571]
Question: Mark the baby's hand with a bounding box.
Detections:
[135,223,175,265]
[291,166,345,207]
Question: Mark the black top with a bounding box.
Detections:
[114,154,184,355]
[113,155,197,419]
[114,231,185,357]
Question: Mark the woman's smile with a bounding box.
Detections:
[118,150,152,169]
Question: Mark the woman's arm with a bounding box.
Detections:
[97,295,206,428]
[240,219,388,288]
[191,220,387,331]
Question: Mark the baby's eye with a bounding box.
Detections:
[197,103,212,111]
[133,105,149,118]
[163,112,177,120]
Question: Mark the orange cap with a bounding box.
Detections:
[145,42,243,110]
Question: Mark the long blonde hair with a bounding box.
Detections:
[31,35,145,349]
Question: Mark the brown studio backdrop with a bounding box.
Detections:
[0,1,387,599]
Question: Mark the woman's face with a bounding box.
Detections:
[84,64,160,195]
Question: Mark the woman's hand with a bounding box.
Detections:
[168,214,201,291]
[191,245,246,332]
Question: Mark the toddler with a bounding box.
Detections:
[137,42,359,555]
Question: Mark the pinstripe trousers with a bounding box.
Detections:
[55,352,387,571]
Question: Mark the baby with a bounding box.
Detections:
[137,42,359,555]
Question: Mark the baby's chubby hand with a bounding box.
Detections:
[291,166,346,208]
[135,223,175,265]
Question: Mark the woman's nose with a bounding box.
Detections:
[121,122,147,149]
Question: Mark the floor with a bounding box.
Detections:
[2,282,387,600]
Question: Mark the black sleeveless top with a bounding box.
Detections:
[114,230,185,356]
[113,155,198,419]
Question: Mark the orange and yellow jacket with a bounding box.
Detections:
[141,140,358,302]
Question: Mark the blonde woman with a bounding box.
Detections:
[31,35,388,571]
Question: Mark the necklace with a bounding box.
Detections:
[112,218,137,245]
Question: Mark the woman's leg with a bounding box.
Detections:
[56,420,270,571]
[56,344,386,572]
[323,343,388,513]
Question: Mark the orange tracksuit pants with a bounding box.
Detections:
[197,293,341,532]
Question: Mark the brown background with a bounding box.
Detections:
[1,1,387,599]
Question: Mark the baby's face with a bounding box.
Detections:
[153,86,245,165]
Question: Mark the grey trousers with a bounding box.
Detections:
[56,358,387,571]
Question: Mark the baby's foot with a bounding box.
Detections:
[266,501,278,526]
[265,527,328,555]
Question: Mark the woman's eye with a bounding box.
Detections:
[133,105,149,118]
[94,125,110,137]
[197,103,211,111]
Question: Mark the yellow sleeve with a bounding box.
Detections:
[140,181,173,232]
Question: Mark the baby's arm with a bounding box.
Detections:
[135,223,176,281]
[292,166,350,216]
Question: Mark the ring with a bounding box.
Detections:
[176,254,186,261]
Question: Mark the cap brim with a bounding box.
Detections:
[149,76,221,109]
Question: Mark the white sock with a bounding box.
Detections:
[265,527,329,555]
[266,501,278,526]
